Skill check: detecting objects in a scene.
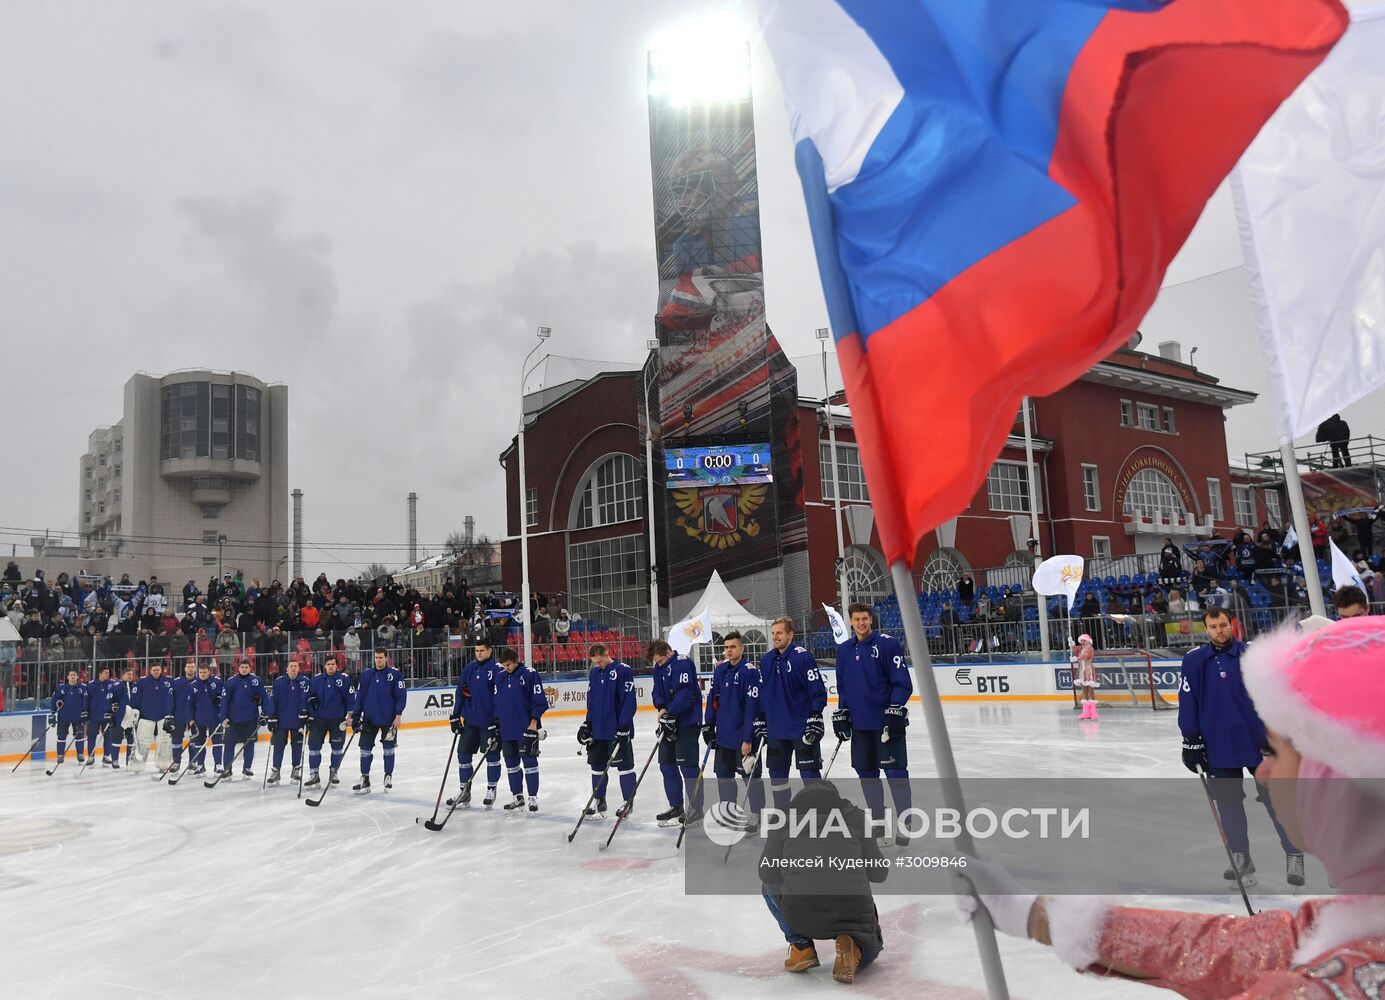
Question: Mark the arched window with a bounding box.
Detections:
[921,547,971,595]
[572,454,644,529]
[841,545,890,605]
[1123,469,1186,520]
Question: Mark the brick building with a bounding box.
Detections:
[499,340,1271,627]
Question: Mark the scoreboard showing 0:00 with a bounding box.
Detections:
[664,442,774,488]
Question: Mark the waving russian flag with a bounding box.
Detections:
[761,0,1346,566]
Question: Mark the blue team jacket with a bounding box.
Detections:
[221,672,265,724]
[354,666,406,727]
[704,659,758,751]
[268,674,312,730]
[494,665,549,741]
[1178,640,1267,770]
[134,674,176,721]
[751,644,828,741]
[836,631,913,731]
[53,681,88,724]
[87,678,116,724]
[172,675,198,726]
[190,677,224,728]
[586,660,636,740]
[651,653,702,729]
[308,671,355,720]
[452,658,498,728]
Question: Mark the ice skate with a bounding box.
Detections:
[303,771,321,788]
[1287,852,1306,887]
[352,775,371,793]
[266,768,281,786]
[1224,851,1256,885]
[503,793,526,811]
[584,797,608,819]
[656,805,684,827]
[383,774,392,790]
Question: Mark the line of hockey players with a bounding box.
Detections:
[38,607,915,836]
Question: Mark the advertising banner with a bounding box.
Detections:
[646,45,806,616]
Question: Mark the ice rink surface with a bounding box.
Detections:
[3,703,1317,999]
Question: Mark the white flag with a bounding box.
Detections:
[1232,7,1385,441]
[1330,539,1366,594]
[822,603,848,644]
[1032,554,1085,611]
[1283,524,1299,553]
[668,608,713,657]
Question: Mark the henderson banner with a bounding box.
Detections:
[758,0,1348,565]
[645,44,807,620]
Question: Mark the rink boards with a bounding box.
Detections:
[0,659,1181,763]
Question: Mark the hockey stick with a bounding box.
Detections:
[45,722,82,776]
[567,735,619,843]
[305,730,357,807]
[675,744,716,850]
[1198,770,1257,916]
[296,725,308,799]
[419,729,462,829]
[722,743,767,865]
[424,735,493,833]
[153,724,186,782]
[11,719,56,774]
[821,738,845,780]
[204,724,261,788]
[600,737,661,852]
[170,722,225,785]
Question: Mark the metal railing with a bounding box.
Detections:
[0,622,658,713]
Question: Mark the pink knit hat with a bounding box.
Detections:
[1242,616,1385,782]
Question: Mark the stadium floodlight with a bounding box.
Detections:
[647,21,751,108]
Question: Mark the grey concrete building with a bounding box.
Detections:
[76,371,288,586]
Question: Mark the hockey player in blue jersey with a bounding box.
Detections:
[168,659,198,774]
[186,662,224,776]
[265,659,311,786]
[305,655,354,788]
[1179,606,1301,886]
[447,640,503,808]
[352,649,406,793]
[747,617,828,811]
[85,666,114,766]
[131,662,176,773]
[649,639,704,827]
[220,659,265,779]
[492,646,549,813]
[703,631,764,822]
[107,665,139,769]
[51,669,89,766]
[577,642,637,819]
[836,604,914,846]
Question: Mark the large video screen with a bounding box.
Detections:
[665,442,773,488]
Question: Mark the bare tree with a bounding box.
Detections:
[444,531,496,587]
[361,563,391,584]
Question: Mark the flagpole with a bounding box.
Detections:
[1279,444,1328,617]
[1022,398,1051,660]
[796,139,1011,1000]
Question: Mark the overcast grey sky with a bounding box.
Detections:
[2,1,1380,579]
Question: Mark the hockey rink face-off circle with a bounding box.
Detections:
[2,705,1306,999]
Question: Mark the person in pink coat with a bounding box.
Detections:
[961,615,1385,998]
[1071,633,1099,719]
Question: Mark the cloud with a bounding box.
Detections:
[178,192,338,341]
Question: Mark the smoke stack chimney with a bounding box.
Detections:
[407,492,418,565]
[1157,340,1182,363]
[464,514,474,547]
[291,489,303,579]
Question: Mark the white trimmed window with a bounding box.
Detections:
[526,488,539,529]
[1265,490,1283,527]
[1136,403,1160,431]
[1123,469,1186,520]
[987,461,1038,513]
[1092,536,1111,560]
[1081,465,1100,512]
[1231,484,1254,526]
[573,454,643,529]
[1161,407,1177,433]
[819,441,869,501]
[1207,478,1224,522]
[1119,400,1133,427]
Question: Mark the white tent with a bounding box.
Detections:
[685,570,770,632]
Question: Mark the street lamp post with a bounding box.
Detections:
[518,326,552,672]
[818,329,849,612]
[643,339,662,640]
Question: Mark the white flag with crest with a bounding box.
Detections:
[1032,554,1086,611]
[823,603,849,644]
[668,608,713,657]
